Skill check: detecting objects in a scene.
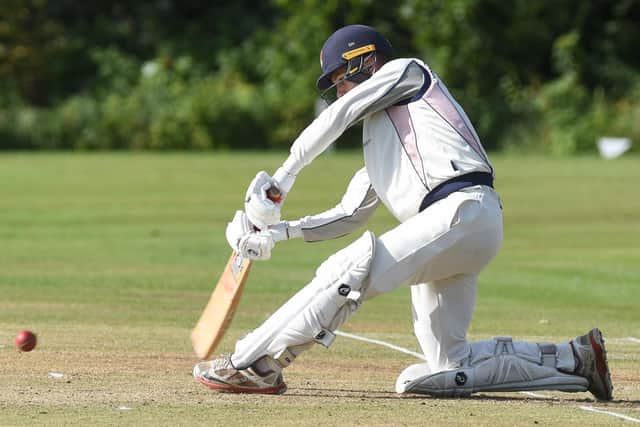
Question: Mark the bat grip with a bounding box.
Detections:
[266,186,282,203]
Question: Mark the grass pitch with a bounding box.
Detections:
[0,152,638,426]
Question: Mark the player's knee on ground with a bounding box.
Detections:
[396,336,587,396]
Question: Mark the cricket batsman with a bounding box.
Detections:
[193,25,613,400]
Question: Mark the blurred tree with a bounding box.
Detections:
[0,0,277,104]
[403,0,640,147]
[0,0,638,151]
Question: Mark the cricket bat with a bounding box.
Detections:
[190,186,282,360]
[191,251,252,359]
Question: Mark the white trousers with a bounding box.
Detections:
[362,186,503,372]
[232,185,503,370]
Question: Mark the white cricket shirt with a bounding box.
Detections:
[281,58,494,241]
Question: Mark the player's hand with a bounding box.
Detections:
[244,171,282,230]
[237,231,275,261]
[225,210,252,252]
[226,211,290,261]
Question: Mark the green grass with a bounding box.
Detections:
[1,152,639,426]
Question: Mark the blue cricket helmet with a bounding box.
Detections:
[316,24,394,91]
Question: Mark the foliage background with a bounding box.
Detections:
[1,0,639,153]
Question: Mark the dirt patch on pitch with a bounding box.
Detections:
[2,345,637,407]
[0,345,402,408]
[0,348,200,407]
[1,341,638,426]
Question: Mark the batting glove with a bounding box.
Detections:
[237,231,275,261]
[226,211,290,261]
[244,171,282,230]
[225,210,251,252]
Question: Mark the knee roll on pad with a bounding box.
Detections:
[268,231,376,358]
[398,336,589,396]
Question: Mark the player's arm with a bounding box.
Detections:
[228,168,379,259]
[246,58,429,220]
[279,58,431,179]
[284,167,379,242]
[242,59,428,238]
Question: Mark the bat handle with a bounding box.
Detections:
[266,186,282,203]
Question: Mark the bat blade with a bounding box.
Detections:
[191,251,252,360]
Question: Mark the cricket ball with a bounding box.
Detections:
[15,329,37,352]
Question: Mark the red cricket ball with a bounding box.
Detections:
[15,329,37,352]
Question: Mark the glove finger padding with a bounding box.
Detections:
[225,210,252,252]
[245,171,282,230]
[238,231,275,261]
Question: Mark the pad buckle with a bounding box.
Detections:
[314,328,336,348]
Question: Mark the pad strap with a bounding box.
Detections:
[539,343,558,368]
[314,328,336,348]
[274,348,297,368]
[494,336,514,354]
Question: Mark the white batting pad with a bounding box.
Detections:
[396,362,431,393]
[231,231,375,369]
[399,337,588,396]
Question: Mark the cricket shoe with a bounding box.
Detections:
[193,354,287,394]
[570,328,613,401]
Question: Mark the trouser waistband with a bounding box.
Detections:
[419,172,494,213]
